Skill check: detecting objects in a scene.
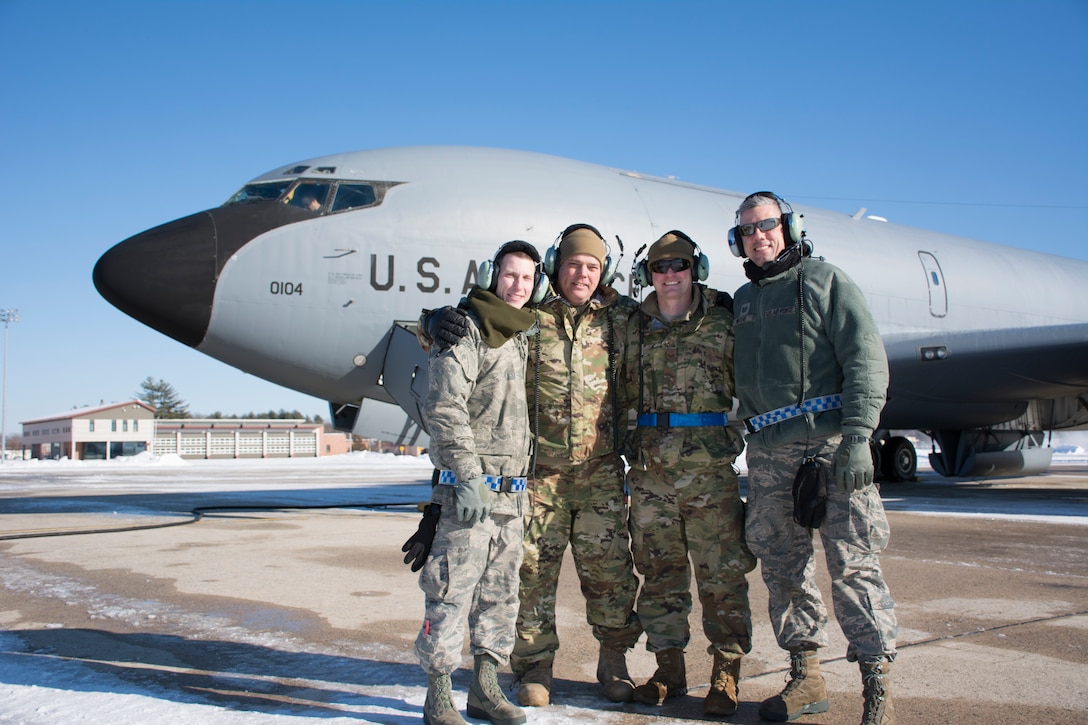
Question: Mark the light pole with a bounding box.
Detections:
[1,309,18,464]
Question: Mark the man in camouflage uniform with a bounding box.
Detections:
[730,192,896,724]
[420,225,642,707]
[512,224,641,707]
[415,241,541,725]
[621,231,754,717]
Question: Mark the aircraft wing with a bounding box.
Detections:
[882,322,1088,430]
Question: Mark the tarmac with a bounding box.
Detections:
[1,457,1086,724]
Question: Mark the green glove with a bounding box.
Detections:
[833,430,874,493]
[456,475,492,524]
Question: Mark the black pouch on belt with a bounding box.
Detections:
[792,456,828,528]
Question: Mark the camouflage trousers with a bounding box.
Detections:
[416,502,525,676]
[628,460,755,658]
[745,437,897,661]
[512,455,642,673]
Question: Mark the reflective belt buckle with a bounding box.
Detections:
[504,476,527,493]
[482,474,527,493]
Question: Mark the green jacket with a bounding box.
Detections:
[530,287,637,466]
[733,257,888,448]
[622,284,743,469]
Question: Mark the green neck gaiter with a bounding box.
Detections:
[467,288,535,348]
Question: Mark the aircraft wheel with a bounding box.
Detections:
[882,436,917,482]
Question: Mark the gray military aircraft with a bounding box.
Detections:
[92,146,1088,481]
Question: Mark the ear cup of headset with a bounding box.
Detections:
[693,252,710,281]
[784,212,805,245]
[477,259,497,292]
[600,255,617,287]
[727,226,745,258]
[529,276,549,304]
[542,245,558,279]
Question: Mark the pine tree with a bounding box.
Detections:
[136,377,191,419]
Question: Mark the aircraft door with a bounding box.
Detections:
[380,323,430,433]
[918,251,947,317]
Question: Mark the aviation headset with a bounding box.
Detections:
[542,223,619,288]
[727,191,805,258]
[477,240,550,305]
[633,230,709,287]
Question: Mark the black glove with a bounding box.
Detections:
[401,504,441,572]
[421,306,471,351]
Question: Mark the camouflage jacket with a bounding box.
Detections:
[622,284,744,469]
[733,257,888,448]
[530,287,637,466]
[423,313,532,512]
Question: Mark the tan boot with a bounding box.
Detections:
[513,659,551,707]
[596,644,635,702]
[631,648,687,705]
[467,654,526,725]
[758,648,829,721]
[860,659,895,725]
[703,652,741,716]
[423,673,467,725]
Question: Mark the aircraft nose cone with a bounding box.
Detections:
[93,211,218,348]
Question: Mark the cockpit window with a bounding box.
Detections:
[225,181,292,204]
[331,183,377,212]
[284,182,330,212]
[224,178,401,211]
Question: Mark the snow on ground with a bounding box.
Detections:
[1,451,1086,722]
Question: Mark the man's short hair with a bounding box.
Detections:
[736,192,783,216]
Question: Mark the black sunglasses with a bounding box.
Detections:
[649,258,691,274]
[739,217,781,237]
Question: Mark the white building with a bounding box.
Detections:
[21,400,156,460]
[21,404,354,461]
[153,418,342,459]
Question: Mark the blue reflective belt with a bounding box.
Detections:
[437,470,527,493]
[636,412,728,428]
[744,394,844,433]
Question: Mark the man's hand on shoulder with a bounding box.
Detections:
[420,306,471,351]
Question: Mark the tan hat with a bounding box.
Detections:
[647,231,696,265]
[559,225,607,266]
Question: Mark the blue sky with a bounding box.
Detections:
[0,0,1085,437]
